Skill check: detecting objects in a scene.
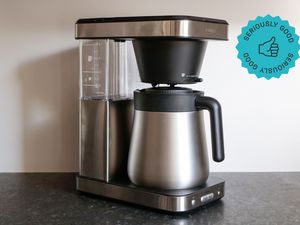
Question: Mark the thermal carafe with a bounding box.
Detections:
[128,87,224,190]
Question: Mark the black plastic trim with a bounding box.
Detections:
[134,87,203,112]
[195,94,225,162]
[76,15,228,25]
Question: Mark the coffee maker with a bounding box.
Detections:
[75,15,228,212]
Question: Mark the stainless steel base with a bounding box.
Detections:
[76,175,225,212]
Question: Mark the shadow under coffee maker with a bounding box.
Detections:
[75,16,228,212]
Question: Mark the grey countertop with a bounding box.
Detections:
[0,173,299,225]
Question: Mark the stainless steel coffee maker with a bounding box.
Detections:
[76,15,228,212]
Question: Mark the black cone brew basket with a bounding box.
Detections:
[133,39,207,85]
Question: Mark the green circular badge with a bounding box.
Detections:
[236,15,300,79]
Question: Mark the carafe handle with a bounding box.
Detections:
[195,93,225,162]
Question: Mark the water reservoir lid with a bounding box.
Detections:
[75,15,228,40]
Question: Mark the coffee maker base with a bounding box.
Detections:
[76,175,225,212]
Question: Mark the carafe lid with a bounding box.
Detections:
[134,87,204,112]
[144,87,193,94]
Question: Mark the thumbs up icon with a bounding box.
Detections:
[258,37,279,57]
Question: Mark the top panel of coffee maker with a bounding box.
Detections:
[75,15,228,40]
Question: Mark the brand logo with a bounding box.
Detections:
[181,73,198,78]
[236,15,300,79]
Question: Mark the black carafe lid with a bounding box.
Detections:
[134,87,204,112]
[144,86,193,94]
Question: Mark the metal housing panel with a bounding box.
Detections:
[80,99,133,181]
[75,17,228,40]
[108,99,134,181]
[80,100,108,180]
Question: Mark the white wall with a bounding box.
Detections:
[0,0,300,172]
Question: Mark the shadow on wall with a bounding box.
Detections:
[18,48,79,172]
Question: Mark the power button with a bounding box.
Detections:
[200,193,214,203]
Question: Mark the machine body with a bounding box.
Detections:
[75,15,228,212]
